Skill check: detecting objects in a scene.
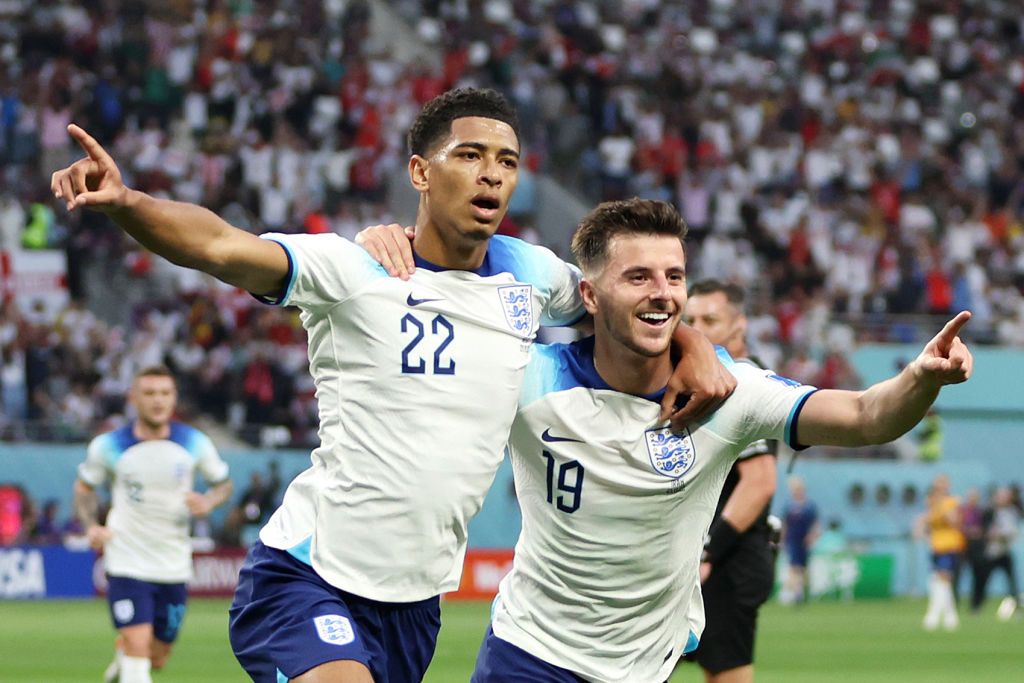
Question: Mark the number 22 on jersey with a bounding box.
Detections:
[400,313,456,375]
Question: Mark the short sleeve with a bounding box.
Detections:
[536,248,585,327]
[192,431,230,485]
[78,435,113,487]
[710,360,818,451]
[254,233,388,310]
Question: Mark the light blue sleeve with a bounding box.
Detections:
[77,434,115,487]
[187,429,230,485]
[520,344,572,408]
[255,233,388,310]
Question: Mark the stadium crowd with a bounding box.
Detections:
[2,0,1024,444]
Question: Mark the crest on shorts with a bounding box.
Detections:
[314,614,355,646]
[645,427,696,479]
[113,598,135,624]
[498,285,534,334]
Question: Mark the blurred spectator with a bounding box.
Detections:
[5,0,1024,447]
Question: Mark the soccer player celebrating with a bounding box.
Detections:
[74,366,232,683]
[52,88,731,682]
[682,280,779,683]
[469,198,973,683]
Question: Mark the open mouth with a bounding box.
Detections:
[470,195,501,220]
[637,312,672,328]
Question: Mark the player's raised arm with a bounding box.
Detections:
[52,124,288,297]
[796,311,973,447]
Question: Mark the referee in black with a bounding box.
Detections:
[681,280,778,683]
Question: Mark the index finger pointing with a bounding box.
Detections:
[935,310,971,348]
[67,124,114,165]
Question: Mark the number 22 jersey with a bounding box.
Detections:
[256,232,584,602]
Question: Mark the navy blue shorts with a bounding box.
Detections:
[106,575,188,643]
[229,541,441,683]
[931,552,960,573]
[471,626,586,683]
[786,544,810,568]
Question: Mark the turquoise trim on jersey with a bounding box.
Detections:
[684,630,700,654]
[277,670,288,683]
[286,536,313,565]
[254,238,298,305]
[168,422,206,461]
[714,345,735,367]
[784,389,818,451]
[521,337,669,407]
[98,425,139,468]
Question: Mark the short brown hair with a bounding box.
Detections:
[135,365,175,381]
[571,198,688,274]
[688,279,746,308]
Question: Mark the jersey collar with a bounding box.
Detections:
[568,337,668,404]
[412,247,497,277]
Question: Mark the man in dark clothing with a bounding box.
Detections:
[681,280,778,683]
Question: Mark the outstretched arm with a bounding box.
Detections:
[52,125,288,296]
[797,312,973,447]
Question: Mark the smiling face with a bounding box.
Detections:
[410,116,520,249]
[130,374,177,431]
[582,234,687,360]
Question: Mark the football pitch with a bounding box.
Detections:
[0,598,1019,682]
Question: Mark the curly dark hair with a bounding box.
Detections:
[407,88,520,156]
[571,198,688,274]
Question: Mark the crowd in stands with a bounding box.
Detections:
[2,0,1024,443]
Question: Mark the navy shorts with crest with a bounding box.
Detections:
[229,540,441,682]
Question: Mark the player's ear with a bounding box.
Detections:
[409,155,429,193]
[737,313,748,339]
[581,279,599,316]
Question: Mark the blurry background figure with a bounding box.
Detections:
[780,476,819,605]
[919,474,964,631]
[961,487,988,612]
[976,487,1021,621]
[918,409,943,462]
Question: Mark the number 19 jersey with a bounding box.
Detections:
[256,232,584,602]
[492,339,816,682]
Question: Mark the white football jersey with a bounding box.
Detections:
[256,232,584,602]
[491,339,816,683]
[78,422,229,583]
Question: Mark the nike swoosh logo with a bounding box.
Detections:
[541,428,583,444]
[407,294,444,306]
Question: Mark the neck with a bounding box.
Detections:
[592,336,672,396]
[414,207,489,270]
[725,339,748,359]
[134,420,170,441]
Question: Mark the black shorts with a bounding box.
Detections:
[691,532,775,674]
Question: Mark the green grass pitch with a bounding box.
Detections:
[0,598,1019,681]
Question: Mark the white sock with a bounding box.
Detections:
[923,576,942,628]
[939,580,959,628]
[119,655,152,683]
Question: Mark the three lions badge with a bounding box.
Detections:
[645,427,697,478]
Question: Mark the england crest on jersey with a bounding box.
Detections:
[645,427,696,478]
[314,614,356,646]
[498,285,534,334]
